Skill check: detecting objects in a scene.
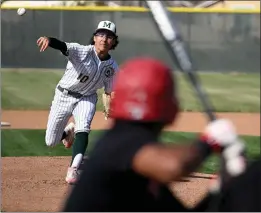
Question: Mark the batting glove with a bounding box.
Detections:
[201,119,247,177]
[200,119,244,152]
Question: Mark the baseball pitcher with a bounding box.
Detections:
[37,20,119,184]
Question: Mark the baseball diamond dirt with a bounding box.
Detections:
[1,110,260,212]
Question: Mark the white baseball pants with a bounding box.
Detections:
[45,88,97,147]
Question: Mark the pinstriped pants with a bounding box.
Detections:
[45,88,97,147]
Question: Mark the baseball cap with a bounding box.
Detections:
[95,20,117,35]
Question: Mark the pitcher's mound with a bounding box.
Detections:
[2,156,214,212]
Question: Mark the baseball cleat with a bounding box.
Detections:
[65,167,79,184]
[62,122,75,149]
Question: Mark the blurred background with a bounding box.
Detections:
[1,0,260,111]
[1,0,260,8]
[1,0,260,73]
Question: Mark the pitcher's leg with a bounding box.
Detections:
[45,89,75,147]
[65,93,97,184]
[72,93,98,166]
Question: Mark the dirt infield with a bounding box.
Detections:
[2,110,260,135]
[1,110,260,211]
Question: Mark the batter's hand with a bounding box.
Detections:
[37,36,50,52]
[201,119,243,152]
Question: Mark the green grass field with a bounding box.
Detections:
[2,130,260,174]
[1,68,260,112]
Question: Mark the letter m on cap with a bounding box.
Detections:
[103,21,111,29]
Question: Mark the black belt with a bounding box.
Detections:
[57,85,83,99]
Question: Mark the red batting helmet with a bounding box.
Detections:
[110,57,179,124]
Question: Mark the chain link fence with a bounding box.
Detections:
[1,9,260,72]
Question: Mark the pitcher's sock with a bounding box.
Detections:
[70,132,89,168]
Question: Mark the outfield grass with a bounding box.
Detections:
[2,130,260,174]
[1,68,260,112]
[1,129,104,157]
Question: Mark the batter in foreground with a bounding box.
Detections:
[62,58,246,211]
[37,20,119,184]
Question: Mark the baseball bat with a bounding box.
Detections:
[144,1,247,210]
[144,1,216,121]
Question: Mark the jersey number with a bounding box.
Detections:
[77,73,89,83]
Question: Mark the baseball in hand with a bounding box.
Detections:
[17,8,26,16]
